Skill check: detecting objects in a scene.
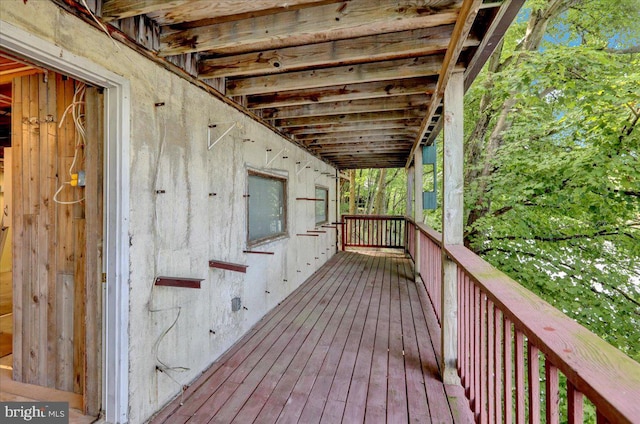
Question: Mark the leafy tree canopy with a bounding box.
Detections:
[345,0,639,363]
[463,0,640,360]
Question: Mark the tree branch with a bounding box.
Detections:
[604,45,640,55]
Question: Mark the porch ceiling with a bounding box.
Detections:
[95,0,523,169]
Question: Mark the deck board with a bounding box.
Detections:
[151,250,472,424]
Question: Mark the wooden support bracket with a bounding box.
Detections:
[209,260,248,273]
[155,276,204,289]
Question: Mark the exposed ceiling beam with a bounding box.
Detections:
[407,0,482,168]
[275,109,427,128]
[226,55,453,96]
[102,0,190,21]
[286,119,422,135]
[102,0,335,23]
[310,144,413,154]
[159,0,461,56]
[197,26,481,79]
[309,135,412,146]
[260,95,431,119]
[247,77,437,109]
[295,128,417,141]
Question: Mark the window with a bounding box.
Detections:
[248,171,287,244]
[315,186,329,225]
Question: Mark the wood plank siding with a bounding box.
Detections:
[10,71,102,414]
[151,251,473,423]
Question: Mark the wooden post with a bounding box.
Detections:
[413,147,423,282]
[335,170,340,251]
[441,70,464,385]
[406,165,414,219]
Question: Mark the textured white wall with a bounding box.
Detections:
[0,2,338,422]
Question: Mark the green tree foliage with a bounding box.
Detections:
[464,0,640,361]
[346,0,640,363]
[341,168,407,215]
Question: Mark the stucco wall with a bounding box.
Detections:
[0,2,338,422]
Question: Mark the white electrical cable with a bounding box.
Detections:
[80,0,120,50]
[54,82,86,205]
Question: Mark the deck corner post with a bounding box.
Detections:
[413,147,423,282]
[441,70,464,385]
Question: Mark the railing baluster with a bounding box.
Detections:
[504,318,513,424]
[474,285,482,420]
[470,282,477,414]
[567,382,583,424]
[528,343,540,424]
[487,300,495,423]
[466,274,472,398]
[494,307,502,424]
[458,267,464,380]
[515,330,525,424]
[480,293,488,424]
[545,359,559,424]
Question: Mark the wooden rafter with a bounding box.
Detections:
[197,25,479,79]
[226,55,454,96]
[261,95,431,120]
[406,0,482,168]
[247,77,437,109]
[159,0,461,56]
[275,110,427,128]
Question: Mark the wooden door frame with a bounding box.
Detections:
[0,21,131,423]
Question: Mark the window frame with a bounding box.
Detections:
[315,185,329,225]
[247,169,288,246]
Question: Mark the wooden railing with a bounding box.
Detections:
[406,218,640,424]
[341,215,405,249]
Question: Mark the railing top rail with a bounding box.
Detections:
[342,215,405,220]
[405,217,441,244]
[409,218,640,422]
[445,243,640,423]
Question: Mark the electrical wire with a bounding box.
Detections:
[147,104,190,394]
[54,82,86,205]
[80,0,120,50]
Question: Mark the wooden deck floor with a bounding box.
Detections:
[151,250,473,424]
